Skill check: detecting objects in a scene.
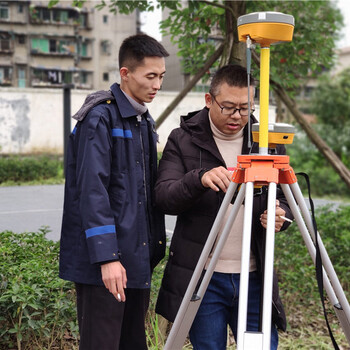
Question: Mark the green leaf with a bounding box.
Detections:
[8,328,18,334]
[48,0,59,8]
[28,318,37,329]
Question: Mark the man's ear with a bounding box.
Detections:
[205,93,212,109]
[120,67,129,81]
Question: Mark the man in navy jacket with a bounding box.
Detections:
[59,34,168,350]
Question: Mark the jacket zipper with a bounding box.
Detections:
[272,299,281,315]
[138,117,148,205]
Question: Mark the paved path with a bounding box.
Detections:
[0,185,64,241]
[0,184,346,241]
[0,184,176,241]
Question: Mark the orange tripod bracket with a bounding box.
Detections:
[231,154,298,186]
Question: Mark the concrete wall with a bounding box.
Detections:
[0,87,273,154]
[0,87,205,154]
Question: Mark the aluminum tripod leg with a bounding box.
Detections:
[281,183,350,345]
[164,181,245,350]
[237,182,277,350]
[236,182,255,348]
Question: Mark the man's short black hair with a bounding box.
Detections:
[119,33,169,71]
[209,64,255,96]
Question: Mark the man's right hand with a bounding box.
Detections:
[201,166,232,193]
[101,261,127,302]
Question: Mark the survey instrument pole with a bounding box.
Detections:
[259,47,270,154]
[236,12,294,349]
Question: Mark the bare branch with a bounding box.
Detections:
[155,41,225,128]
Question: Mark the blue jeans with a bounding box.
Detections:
[189,271,278,350]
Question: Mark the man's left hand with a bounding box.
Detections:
[260,200,286,232]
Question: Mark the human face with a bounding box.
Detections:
[120,56,166,104]
[205,82,255,135]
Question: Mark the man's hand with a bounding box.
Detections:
[260,200,287,232]
[201,166,232,193]
[101,261,127,302]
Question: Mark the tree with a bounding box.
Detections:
[311,68,350,167]
[49,0,350,189]
[50,0,342,88]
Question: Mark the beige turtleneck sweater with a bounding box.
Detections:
[207,114,256,273]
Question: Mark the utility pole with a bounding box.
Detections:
[63,84,74,175]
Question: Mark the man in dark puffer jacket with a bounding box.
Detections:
[155,64,293,350]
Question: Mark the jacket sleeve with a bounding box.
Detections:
[74,107,119,264]
[155,129,208,215]
[276,144,294,231]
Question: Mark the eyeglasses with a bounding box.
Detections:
[210,94,254,116]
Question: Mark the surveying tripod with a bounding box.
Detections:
[164,12,350,350]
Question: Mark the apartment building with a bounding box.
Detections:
[0,0,137,89]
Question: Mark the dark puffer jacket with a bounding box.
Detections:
[154,107,292,330]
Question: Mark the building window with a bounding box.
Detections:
[52,9,68,23]
[31,7,83,26]
[80,42,87,57]
[17,66,26,88]
[31,38,49,53]
[0,2,9,19]
[31,38,76,55]
[32,68,72,86]
[0,66,12,85]
[101,40,111,55]
[31,68,91,88]
[80,72,88,84]
[103,15,108,24]
[18,4,23,13]
[0,35,10,51]
[49,39,57,53]
[42,8,51,21]
[78,13,87,27]
[304,86,314,98]
[103,72,109,81]
[18,35,26,44]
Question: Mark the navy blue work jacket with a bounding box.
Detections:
[59,83,166,288]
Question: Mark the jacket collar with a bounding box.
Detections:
[181,108,224,163]
[110,83,157,135]
[110,83,149,119]
[181,107,259,161]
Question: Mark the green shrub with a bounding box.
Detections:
[275,204,350,337]
[0,156,63,184]
[147,206,350,349]
[287,130,350,198]
[1,205,349,349]
[0,229,78,350]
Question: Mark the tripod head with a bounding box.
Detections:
[237,12,295,154]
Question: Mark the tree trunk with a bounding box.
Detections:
[275,94,283,123]
[155,1,245,128]
[155,42,225,129]
[220,1,246,67]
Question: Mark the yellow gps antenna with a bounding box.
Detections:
[237,12,294,154]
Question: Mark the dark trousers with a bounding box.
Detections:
[76,283,150,350]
